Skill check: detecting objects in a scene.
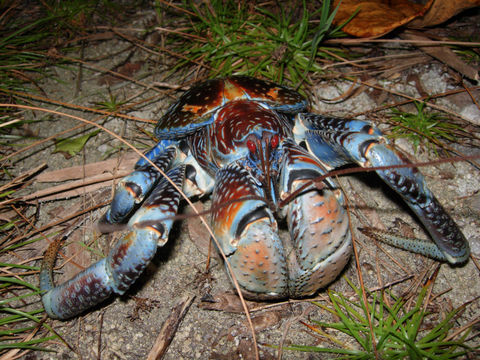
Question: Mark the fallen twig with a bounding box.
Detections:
[147,295,195,360]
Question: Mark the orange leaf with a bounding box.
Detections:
[332,0,433,38]
[409,0,480,27]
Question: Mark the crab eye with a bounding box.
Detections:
[247,139,257,154]
[270,134,279,149]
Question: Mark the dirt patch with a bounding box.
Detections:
[2,5,479,360]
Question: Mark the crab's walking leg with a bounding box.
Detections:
[297,114,469,264]
[40,166,186,319]
[98,141,179,231]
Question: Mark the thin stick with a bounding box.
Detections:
[147,295,195,360]
[326,38,480,46]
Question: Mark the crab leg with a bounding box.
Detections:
[98,141,179,231]
[40,166,186,319]
[297,114,470,264]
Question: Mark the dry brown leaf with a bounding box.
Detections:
[23,153,138,202]
[332,0,480,81]
[36,153,137,182]
[98,61,144,85]
[333,0,433,38]
[0,163,47,192]
[333,0,480,38]
[236,310,285,335]
[186,201,221,260]
[409,0,480,27]
[210,338,276,360]
[22,173,127,202]
[199,292,261,313]
[60,231,92,279]
[392,218,416,238]
[0,209,19,222]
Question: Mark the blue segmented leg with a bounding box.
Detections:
[296,113,470,264]
[98,141,179,233]
[40,166,186,319]
[134,139,178,168]
[359,227,453,261]
[279,140,351,297]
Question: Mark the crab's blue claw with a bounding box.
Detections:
[298,113,470,264]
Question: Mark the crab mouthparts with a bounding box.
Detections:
[246,134,280,212]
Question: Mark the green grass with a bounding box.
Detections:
[389,101,463,154]
[157,0,348,85]
[94,90,128,112]
[0,177,60,356]
[0,2,115,356]
[0,256,60,356]
[287,277,474,359]
[0,8,54,142]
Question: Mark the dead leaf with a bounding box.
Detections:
[409,0,480,27]
[23,154,138,202]
[466,192,480,213]
[333,0,433,38]
[98,61,144,85]
[23,173,128,202]
[210,338,276,360]
[118,61,143,77]
[333,0,480,38]
[0,163,47,194]
[235,310,285,336]
[36,153,137,182]
[61,230,91,279]
[0,209,19,222]
[186,201,221,260]
[199,292,261,313]
[210,309,287,359]
[392,217,416,238]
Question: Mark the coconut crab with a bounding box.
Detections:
[40,76,470,320]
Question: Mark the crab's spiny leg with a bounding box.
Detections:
[135,139,178,168]
[41,166,186,319]
[360,228,449,261]
[98,144,179,231]
[297,113,469,264]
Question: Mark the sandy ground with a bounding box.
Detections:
[4,8,479,360]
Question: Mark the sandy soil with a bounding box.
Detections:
[4,7,479,360]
